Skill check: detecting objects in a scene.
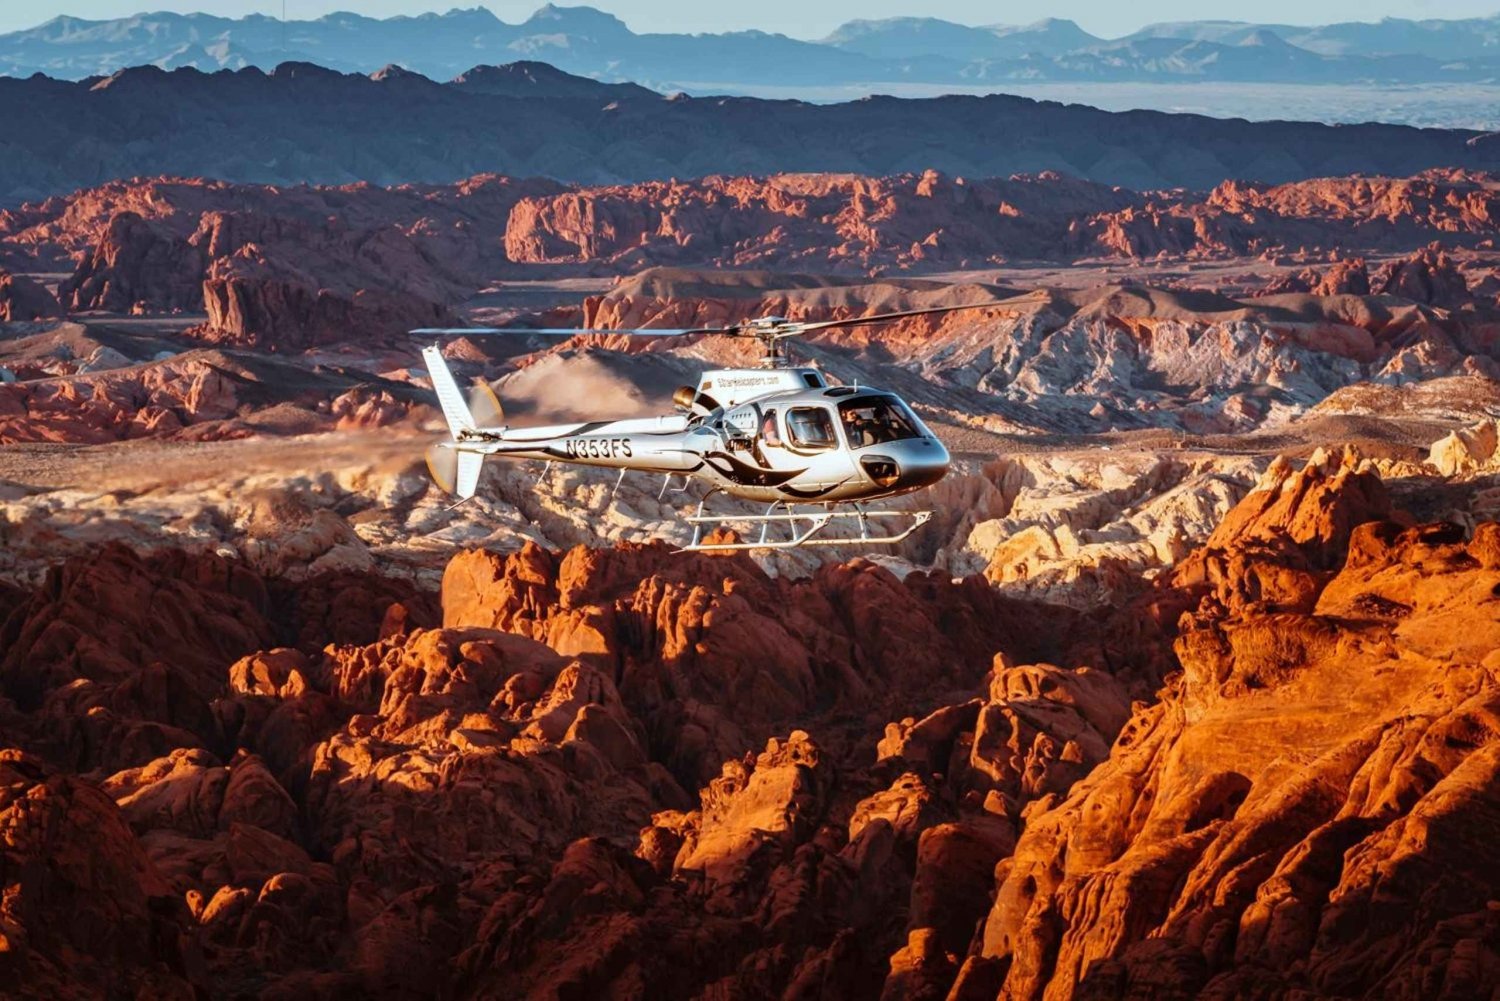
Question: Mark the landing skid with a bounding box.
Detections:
[680,497,933,552]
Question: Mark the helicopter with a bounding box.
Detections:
[413,300,1004,551]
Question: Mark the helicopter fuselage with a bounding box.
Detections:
[449,368,950,505]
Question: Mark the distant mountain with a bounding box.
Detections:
[1,59,1497,207]
[1127,15,1500,59]
[820,17,1101,62]
[5,5,1500,91]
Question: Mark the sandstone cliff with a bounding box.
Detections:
[970,456,1500,1001]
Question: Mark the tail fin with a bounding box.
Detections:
[422,344,474,439]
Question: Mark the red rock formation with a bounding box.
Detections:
[4,461,1500,999]
[0,542,430,768]
[0,533,1098,998]
[0,348,426,444]
[4,169,1499,355]
[1313,256,1371,296]
[59,210,206,312]
[2,175,564,347]
[973,463,1500,1001]
[0,354,242,444]
[0,750,200,998]
[439,540,1070,783]
[504,170,1138,273]
[1373,241,1473,308]
[0,270,61,321]
[199,250,457,351]
[1076,170,1500,261]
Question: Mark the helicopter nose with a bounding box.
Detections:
[859,437,949,492]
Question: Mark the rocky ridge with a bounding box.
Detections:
[1,175,564,346]
[4,63,1500,205]
[572,268,1500,435]
[5,169,1500,349]
[969,454,1500,1000]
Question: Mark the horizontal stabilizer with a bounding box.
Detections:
[455,450,484,499]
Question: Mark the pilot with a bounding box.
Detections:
[847,409,878,447]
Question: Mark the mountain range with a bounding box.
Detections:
[5,5,1500,91]
[2,59,1498,206]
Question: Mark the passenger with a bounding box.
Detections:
[760,410,782,447]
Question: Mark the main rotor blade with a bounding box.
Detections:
[781,300,1013,336]
[410,326,720,337]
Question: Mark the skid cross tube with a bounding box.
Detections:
[679,499,933,552]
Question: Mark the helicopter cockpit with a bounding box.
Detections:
[838,396,923,448]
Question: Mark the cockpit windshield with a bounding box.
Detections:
[838,396,922,447]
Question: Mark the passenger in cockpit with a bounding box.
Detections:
[760,409,782,447]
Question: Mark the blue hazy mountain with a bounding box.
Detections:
[3,5,1500,88]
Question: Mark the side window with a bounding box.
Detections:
[786,407,838,450]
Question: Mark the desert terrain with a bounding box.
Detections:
[3,154,1500,1001]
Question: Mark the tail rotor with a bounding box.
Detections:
[420,344,495,500]
[468,379,504,429]
[425,442,460,494]
[424,442,485,499]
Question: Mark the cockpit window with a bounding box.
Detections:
[839,397,922,447]
[786,407,838,450]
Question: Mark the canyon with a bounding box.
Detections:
[3,151,1500,999]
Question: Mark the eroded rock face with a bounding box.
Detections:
[1079,170,1500,261]
[0,271,61,321]
[59,210,206,313]
[0,354,241,444]
[0,750,200,999]
[0,534,1097,998]
[10,168,1500,356]
[978,507,1500,1000]
[0,541,431,773]
[439,540,1072,785]
[506,169,1500,272]
[1372,242,1473,308]
[4,175,564,347]
[4,452,1500,999]
[505,171,1138,272]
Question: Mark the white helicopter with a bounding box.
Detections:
[413,302,1001,551]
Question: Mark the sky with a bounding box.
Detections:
[4,0,1493,40]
